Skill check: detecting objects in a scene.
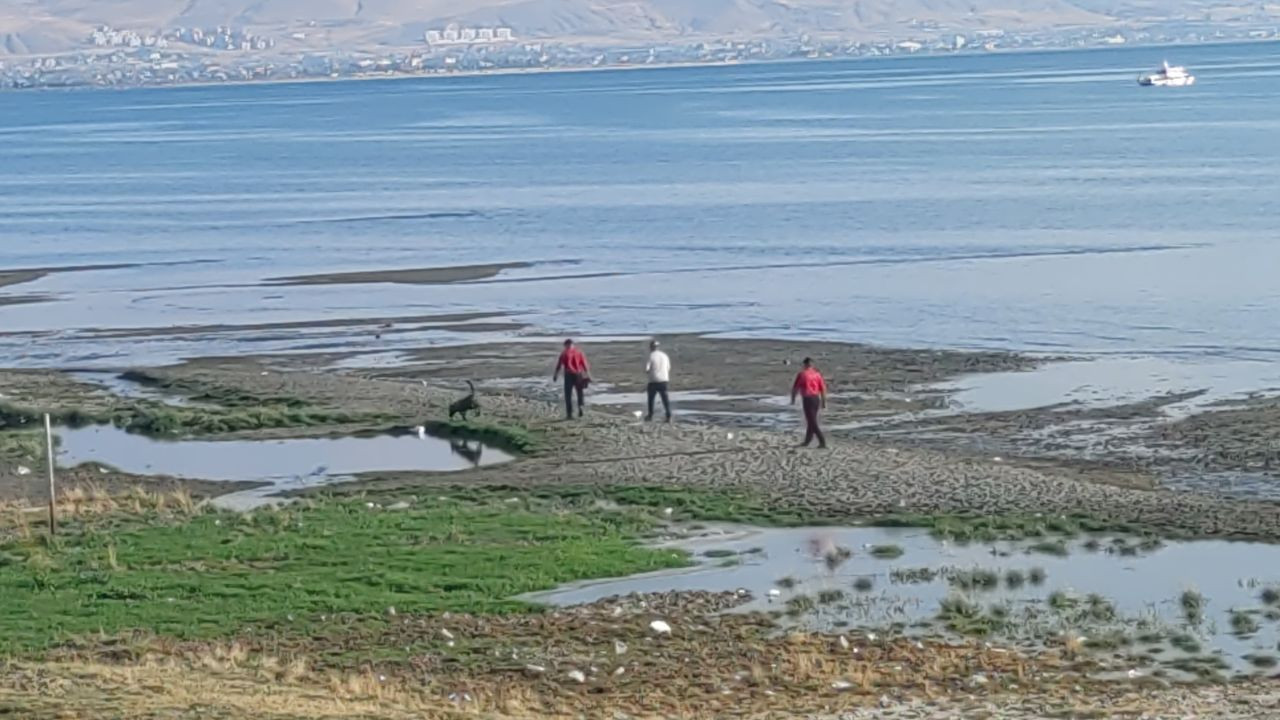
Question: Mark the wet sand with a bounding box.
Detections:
[393,335,1041,418]
[264,262,535,286]
[81,311,520,340]
[5,335,1280,535]
[0,263,138,290]
[15,348,1268,539]
[0,294,51,307]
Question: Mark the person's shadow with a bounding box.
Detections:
[450,438,483,467]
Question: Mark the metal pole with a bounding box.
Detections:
[44,413,56,536]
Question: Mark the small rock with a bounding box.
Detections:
[767,588,781,600]
[387,501,411,511]
[567,669,586,684]
[613,666,626,676]
[15,466,31,476]
[524,664,546,675]
[726,433,734,440]
[386,606,397,617]
[662,507,673,517]
[838,635,850,650]
[649,620,672,635]
[440,628,454,640]
[614,640,628,655]
[831,680,853,691]
[968,673,989,688]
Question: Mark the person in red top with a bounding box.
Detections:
[790,357,828,448]
[553,338,591,419]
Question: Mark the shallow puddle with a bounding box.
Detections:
[55,425,513,484]
[932,356,1280,417]
[526,525,1280,676]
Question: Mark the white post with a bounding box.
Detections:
[44,413,56,536]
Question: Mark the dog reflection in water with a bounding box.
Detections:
[450,438,484,467]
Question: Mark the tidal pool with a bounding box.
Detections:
[526,524,1280,676]
[55,425,512,483]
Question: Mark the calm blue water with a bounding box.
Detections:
[3,43,1280,396]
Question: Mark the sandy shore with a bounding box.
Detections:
[80,311,520,340]
[5,339,1280,718]
[0,337,1267,538]
[4,334,1280,533]
[0,294,51,307]
[0,263,139,290]
[264,262,535,286]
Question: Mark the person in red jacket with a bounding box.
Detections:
[790,357,828,448]
[553,338,591,419]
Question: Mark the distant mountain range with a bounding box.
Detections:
[0,1,1273,55]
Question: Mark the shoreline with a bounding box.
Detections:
[4,334,1280,531]
[3,36,1271,96]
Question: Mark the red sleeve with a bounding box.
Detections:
[555,351,566,370]
[792,372,803,392]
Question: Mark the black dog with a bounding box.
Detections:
[448,380,480,421]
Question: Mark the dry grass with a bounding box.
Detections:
[1,485,201,545]
[27,598,1106,720]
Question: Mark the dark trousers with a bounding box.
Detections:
[563,372,585,417]
[802,395,826,447]
[646,381,671,420]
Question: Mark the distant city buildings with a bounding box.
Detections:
[88,25,275,53]
[425,24,515,46]
[1,21,1276,91]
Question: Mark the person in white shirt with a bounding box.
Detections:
[645,339,672,422]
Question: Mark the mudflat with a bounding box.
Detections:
[4,336,1278,538]
[80,311,520,340]
[263,262,534,286]
[0,263,138,290]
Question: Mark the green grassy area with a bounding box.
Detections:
[0,430,46,464]
[0,497,687,654]
[119,370,310,409]
[429,484,1178,542]
[448,484,851,526]
[0,399,389,438]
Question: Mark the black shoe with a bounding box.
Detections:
[644,415,653,422]
[665,416,672,423]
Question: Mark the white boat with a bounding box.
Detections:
[1138,61,1195,87]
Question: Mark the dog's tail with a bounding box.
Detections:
[466,380,476,394]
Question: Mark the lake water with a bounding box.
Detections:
[4,43,1280,405]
